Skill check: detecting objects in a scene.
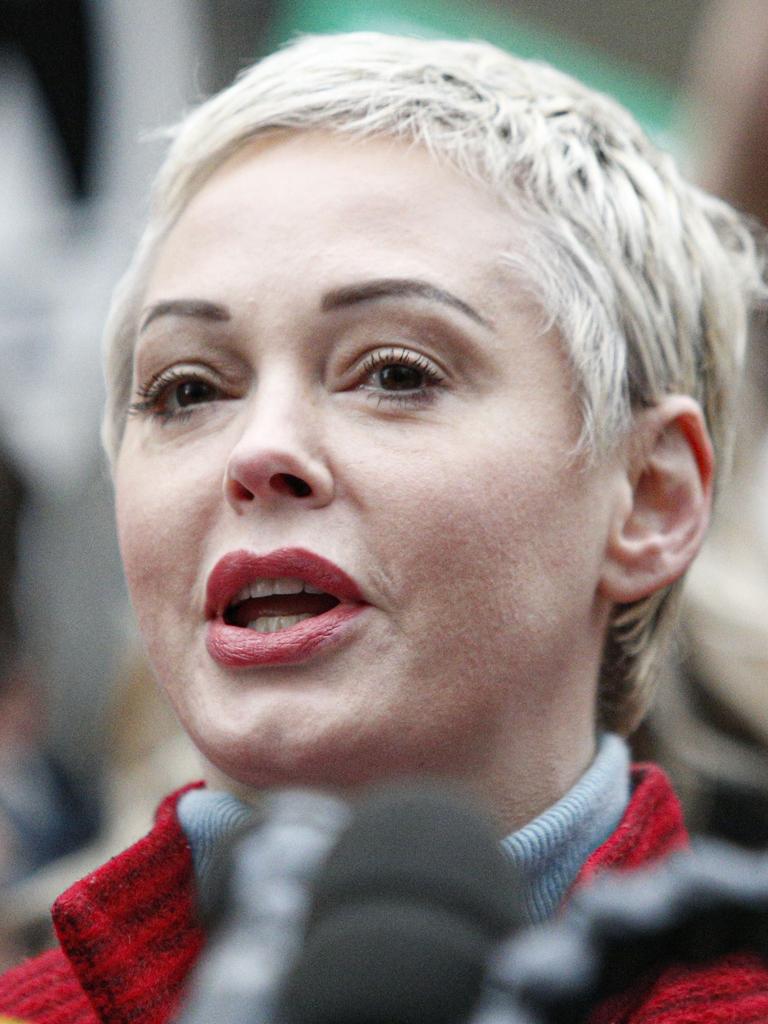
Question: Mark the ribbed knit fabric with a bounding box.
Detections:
[176,788,258,894]
[0,949,97,1024]
[499,732,630,922]
[588,953,768,1024]
[175,735,629,927]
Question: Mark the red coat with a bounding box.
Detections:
[0,766,766,1024]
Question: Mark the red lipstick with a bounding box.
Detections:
[205,548,368,668]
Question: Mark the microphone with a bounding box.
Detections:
[277,781,522,1024]
[175,788,351,1024]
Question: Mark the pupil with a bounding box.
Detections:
[380,364,422,390]
[176,380,211,406]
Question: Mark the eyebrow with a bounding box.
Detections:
[139,299,231,333]
[138,279,493,334]
[320,278,493,329]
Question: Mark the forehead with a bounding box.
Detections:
[137,130,584,447]
[144,131,528,321]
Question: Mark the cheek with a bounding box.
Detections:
[116,471,168,589]
[114,454,217,706]
[374,439,578,566]
[368,436,601,643]
[114,447,214,615]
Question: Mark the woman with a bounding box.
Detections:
[1,32,766,1024]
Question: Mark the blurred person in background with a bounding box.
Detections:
[0,26,766,1024]
[0,0,205,910]
[0,0,109,905]
[644,0,768,845]
[0,443,27,883]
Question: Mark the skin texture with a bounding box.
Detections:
[115,132,656,830]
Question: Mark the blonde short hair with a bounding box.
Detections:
[102,32,766,733]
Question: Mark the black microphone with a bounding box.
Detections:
[277,781,522,1024]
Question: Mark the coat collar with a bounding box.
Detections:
[49,767,687,1023]
[576,762,689,885]
[52,783,205,1024]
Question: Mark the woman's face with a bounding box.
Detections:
[115,133,622,818]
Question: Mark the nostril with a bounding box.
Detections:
[271,473,312,498]
[230,480,254,502]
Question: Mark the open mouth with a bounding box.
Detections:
[206,550,366,666]
[223,578,341,633]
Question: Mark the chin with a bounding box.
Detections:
[188,712,444,797]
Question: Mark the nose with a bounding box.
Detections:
[224,389,334,512]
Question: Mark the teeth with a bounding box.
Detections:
[246,614,315,633]
[232,578,327,603]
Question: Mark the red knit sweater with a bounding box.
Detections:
[0,766,765,1024]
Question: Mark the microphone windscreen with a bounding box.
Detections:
[283,902,490,1024]
[279,781,521,1024]
[308,782,520,937]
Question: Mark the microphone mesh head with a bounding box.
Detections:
[279,780,521,1024]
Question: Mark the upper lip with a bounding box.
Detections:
[205,547,366,618]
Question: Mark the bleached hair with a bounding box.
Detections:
[102,32,766,733]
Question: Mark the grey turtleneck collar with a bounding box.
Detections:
[177,733,630,926]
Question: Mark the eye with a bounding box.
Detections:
[358,348,444,405]
[173,378,217,408]
[128,367,222,422]
[377,363,425,391]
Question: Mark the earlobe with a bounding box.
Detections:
[599,396,714,604]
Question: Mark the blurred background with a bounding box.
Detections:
[0,0,766,967]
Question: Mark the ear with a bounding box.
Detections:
[599,396,714,604]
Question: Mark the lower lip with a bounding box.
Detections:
[206,603,368,668]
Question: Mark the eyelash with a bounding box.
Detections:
[127,347,446,424]
[127,366,220,424]
[358,347,445,407]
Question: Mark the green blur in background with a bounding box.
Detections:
[265,0,676,139]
